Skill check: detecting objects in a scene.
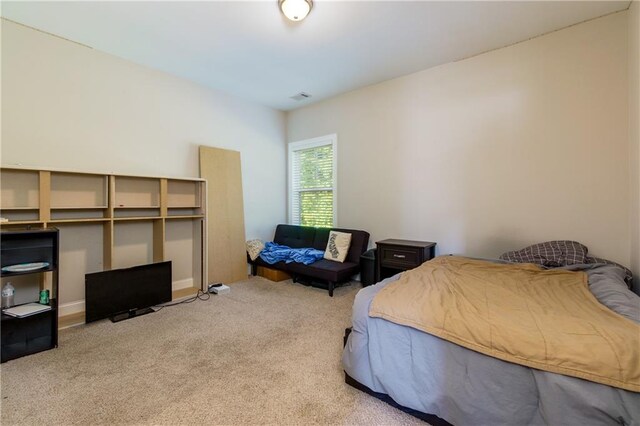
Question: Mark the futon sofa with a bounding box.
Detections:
[249,224,370,296]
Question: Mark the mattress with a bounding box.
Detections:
[342,263,640,425]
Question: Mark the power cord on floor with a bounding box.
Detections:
[153,289,211,312]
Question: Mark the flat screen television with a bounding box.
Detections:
[85,261,172,323]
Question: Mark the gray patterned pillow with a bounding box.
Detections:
[499,241,588,267]
[500,241,633,288]
[246,239,265,261]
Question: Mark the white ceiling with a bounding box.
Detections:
[2,1,631,111]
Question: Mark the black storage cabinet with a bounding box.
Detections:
[360,248,377,287]
[1,228,59,362]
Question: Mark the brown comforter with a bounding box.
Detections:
[369,256,640,392]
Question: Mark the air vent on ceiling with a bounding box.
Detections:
[290,92,312,101]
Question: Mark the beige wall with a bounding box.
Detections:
[1,19,287,243]
[2,10,636,287]
[288,12,630,266]
[1,19,287,313]
[630,1,640,290]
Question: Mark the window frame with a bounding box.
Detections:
[287,134,338,227]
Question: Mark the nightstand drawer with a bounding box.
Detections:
[375,239,437,282]
[380,247,420,267]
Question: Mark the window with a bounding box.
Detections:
[288,134,337,227]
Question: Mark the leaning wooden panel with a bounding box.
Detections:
[199,146,247,284]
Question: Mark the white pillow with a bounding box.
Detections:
[324,231,352,263]
[246,239,265,261]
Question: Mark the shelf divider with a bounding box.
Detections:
[160,178,168,217]
[39,171,51,222]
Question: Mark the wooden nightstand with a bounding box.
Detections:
[376,239,437,281]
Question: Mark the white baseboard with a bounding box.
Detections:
[59,300,85,317]
[173,278,194,291]
[59,279,194,318]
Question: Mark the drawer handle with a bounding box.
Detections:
[393,254,406,259]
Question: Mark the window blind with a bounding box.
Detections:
[290,142,334,227]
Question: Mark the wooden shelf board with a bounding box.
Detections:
[167,177,205,182]
[5,217,202,224]
[113,216,161,221]
[1,216,202,224]
[167,205,201,209]
[0,221,43,226]
[114,206,160,209]
[1,165,205,182]
[51,206,108,210]
[48,218,111,224]
[165,215,205,220]
[0,206,40,211]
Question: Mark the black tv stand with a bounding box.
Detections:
[110,307,155,323]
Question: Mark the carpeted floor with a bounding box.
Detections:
[1,277,423,425]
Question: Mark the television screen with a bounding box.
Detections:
[85,261,172,323]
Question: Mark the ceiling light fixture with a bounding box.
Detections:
[279,0,313,22]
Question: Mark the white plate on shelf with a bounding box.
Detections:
[1,262,50,273]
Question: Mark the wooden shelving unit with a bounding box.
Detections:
[0,166,207,326]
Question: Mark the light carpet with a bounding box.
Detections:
[1,277,423,425]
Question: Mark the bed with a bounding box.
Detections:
[342,259,640,425]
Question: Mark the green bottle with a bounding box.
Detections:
[39,289,50,305]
